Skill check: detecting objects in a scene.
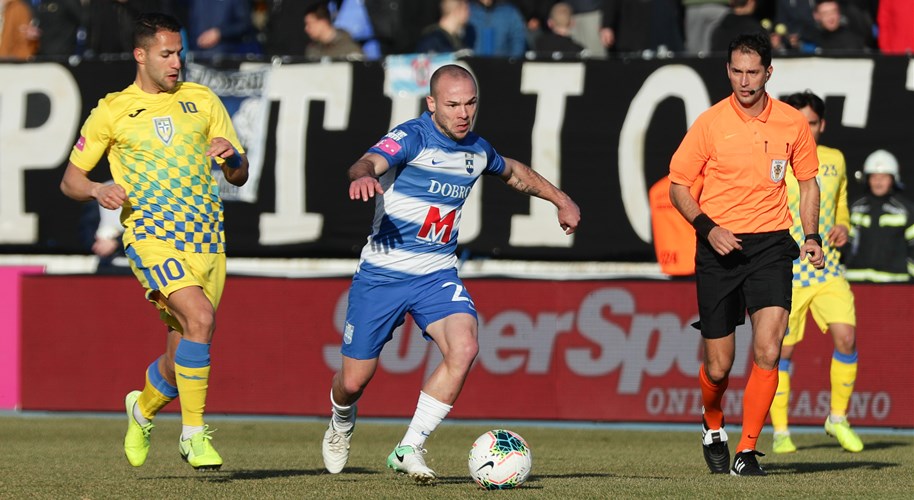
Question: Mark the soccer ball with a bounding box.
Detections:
[468,429,532,490]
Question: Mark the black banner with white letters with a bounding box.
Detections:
[2,55,912,261]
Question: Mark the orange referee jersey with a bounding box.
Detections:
[669,94,819,234]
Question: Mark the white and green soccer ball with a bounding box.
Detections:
[468,429,532,490]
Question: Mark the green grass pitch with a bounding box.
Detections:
[1,415,911,499]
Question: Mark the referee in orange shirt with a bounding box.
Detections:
[669,33,824,476]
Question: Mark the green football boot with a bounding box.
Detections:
[124,390,154,467]
[179,425,223,470]
[825,417,863,452]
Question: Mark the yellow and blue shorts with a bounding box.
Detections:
[784,277,856,346]
[126,238,226,332]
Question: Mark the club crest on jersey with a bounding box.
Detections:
[465,153,474,174]
[343,321,354,344]
[770,159,787,182]
[154,116,174,145]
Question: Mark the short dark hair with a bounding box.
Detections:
[429,64,476,98]
[728,32,772,67]
[785,90,826,120]
[134,12,182,49]
[305,2,332,21]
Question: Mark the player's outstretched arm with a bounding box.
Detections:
[500,157,580,235]
[348,153,389,202]
[208,137,249,187]
[60,162,127,210]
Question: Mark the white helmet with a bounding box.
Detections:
[862,149,901,185]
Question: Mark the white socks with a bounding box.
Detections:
[400,391,452,449]
[182,425,203,441]
[132,401,150,426]
[331,389,356,434]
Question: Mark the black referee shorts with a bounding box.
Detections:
[693,230,799,339]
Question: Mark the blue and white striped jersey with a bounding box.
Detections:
[357,112,506,280]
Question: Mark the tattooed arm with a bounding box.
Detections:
[500,157,581,235]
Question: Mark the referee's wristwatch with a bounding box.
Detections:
[805,233,823,246]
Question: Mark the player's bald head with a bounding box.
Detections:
[429,65,476,99]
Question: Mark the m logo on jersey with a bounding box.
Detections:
[154,117,174,146]
[770,159,787,182]
[465,153,474,174]
[417,206,456,244]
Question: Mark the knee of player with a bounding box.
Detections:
[338,374,371,397]
[447,334,479,367]
[704,363,731,383]
[754,346,782,369]
[833,337,857,354]
[180,309,217,340]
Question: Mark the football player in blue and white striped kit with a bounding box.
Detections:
[321,64,580,483]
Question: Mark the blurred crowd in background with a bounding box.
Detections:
[1,0,912,62]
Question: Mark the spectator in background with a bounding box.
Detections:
[511,0,556,51]
[534,2,585,56]
[186,0,259,56]
[775,0,817,52]
[838,0,876,50]
[416,0,474,54]
[567,0,605,57]
[876,0,914,54]
[305,1,363,59]
[682,0,730,55]
[846,150,914,283]
[333,0,381,60]
[0,0,38,59]
[601,0,683,56]
[85,0,158,55]
[26,0,87,57]
[262,0,313,56]
[468,0,527,57]
[812,0,866,52]
[710,0,765,52]
[366,0,440,56]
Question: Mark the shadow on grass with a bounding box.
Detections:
[433,473,612,489]
[517,474,615,490]
[766,461,899,474]
[146,467,382,482]
[796,440,909,452]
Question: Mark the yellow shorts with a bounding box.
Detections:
[125,238,226,332]
[784,277,856,346]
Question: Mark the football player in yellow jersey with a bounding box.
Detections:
[770,91,862,454]
[60,13,249,470]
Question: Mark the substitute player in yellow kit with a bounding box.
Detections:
[770,91,862,454]
[60,13,249,470]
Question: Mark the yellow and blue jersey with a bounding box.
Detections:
[786,144,850,287]
[69,82,243,254]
